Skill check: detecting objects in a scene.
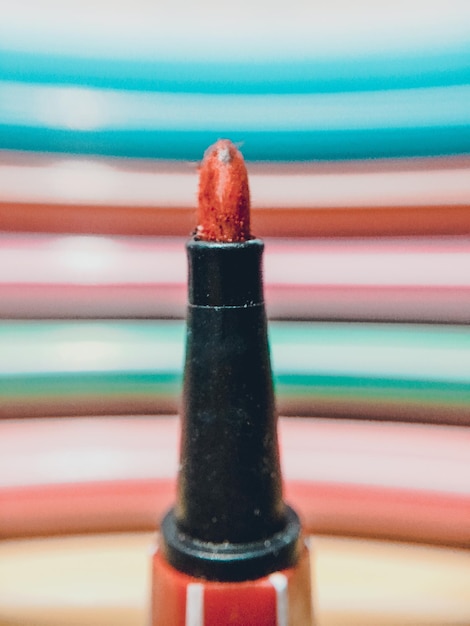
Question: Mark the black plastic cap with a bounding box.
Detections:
[160,237,301,581]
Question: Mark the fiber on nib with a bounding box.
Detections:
[160,139,301,582]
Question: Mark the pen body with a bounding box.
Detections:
[160,238,301,581]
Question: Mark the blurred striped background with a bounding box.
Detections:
[0,0,469,424]
[1,5,470,624]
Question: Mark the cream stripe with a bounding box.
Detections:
[1,160,470,208]
[269,572,289,626]
[185,582,204,626]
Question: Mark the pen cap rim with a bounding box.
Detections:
[161,505,301,582]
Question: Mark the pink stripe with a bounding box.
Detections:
[0,417,469,544]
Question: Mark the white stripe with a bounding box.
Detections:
[3,81,470,132]
[269,572,289,626]
[1,158,470,209]
[185,583,204,626]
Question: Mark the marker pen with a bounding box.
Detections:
[152,140,313,625]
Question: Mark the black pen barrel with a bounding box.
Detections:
[161,238,300,582]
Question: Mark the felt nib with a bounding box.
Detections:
[197,139,251,243]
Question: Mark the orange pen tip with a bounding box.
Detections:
[196,139,251,243]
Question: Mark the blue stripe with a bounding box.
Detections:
[1,126,469,161]
[1,47,470,94]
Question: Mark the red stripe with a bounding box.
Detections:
[1,478,469,546]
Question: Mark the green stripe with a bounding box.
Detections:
[0,372,180,401]
[276,375,470,408]
[1,371,468,408]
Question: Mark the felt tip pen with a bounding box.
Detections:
[152,140,313,625]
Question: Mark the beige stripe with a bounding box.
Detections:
[269,572,289,626]
[186,582,204,626]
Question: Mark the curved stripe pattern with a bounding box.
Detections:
[1,82,470,160]
[1,321,469,422]
[1,2,470,94]
[0,2,469,159]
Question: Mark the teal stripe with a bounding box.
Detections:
[1,48,470,94]
[1,125,469,162]
[0,371,180,402]
[1,371,469,407]
[276,374,470,407]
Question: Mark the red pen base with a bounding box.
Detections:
[151,541,313,626]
